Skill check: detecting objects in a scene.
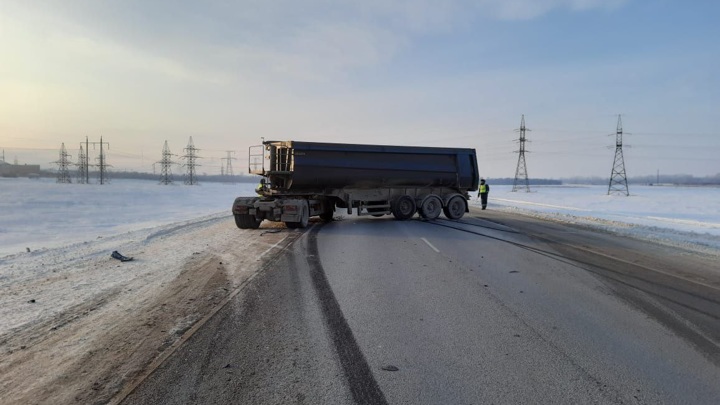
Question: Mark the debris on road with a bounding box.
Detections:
[111,251,134,262]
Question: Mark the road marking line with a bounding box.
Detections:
[421,237,440,253]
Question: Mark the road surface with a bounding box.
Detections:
[122,208,720,404]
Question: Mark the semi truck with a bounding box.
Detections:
[231,140,479,229]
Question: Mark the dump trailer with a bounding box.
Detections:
[231,140,479,229]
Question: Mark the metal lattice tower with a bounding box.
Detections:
[55,143,73,183]
[182,136,201,185]
[96,137,111,185]
[512,114,531,192]
[221,150,236,178]
[608,115,630,196]
[157,140,175,185]
[80,137,91,184]
[76,145,88,183]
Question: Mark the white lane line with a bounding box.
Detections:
[421,237,440,253]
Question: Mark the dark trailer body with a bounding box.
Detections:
[280,141,478,191]
[232,140,479,229]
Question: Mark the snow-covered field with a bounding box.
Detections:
[469,184,720,254]
[0,177,256,257]
[2,178,719,258]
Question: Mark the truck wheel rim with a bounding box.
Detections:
[422,196,442,219]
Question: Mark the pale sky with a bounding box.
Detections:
[1,0,718,179]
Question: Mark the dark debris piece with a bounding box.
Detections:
[111,251,134,262]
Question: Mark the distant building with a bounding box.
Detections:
[0,161,41,177]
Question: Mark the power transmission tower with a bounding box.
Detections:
[512,114,531,192]
[182,136,201,185]
[55,143,73,183]
[221,150,236,178]
[79,137,90,184]
[608,115,630,196]
[157,140,175,184]
[95,137,111,184]
[76,145,88,183]
[76,137,110,184]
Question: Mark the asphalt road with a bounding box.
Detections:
[122,208,720,404]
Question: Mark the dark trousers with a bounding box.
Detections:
[480,193,488,209]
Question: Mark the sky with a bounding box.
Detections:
[1,0,718,179]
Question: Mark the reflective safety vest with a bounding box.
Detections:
[480,184,488,193]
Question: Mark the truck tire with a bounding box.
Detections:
[443,195,466,220]
[286,202,309,229]
[419,195,442,220]
[391,195,416,220]
[234,214,261,229]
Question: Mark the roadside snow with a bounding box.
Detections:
[470,184,720,254]
[1,178,258,338]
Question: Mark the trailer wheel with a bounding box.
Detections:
[234,214,261,229]
[419,195,442,220]
[443,195,466,220]
[286,202,309,229]
[391,195,416,220]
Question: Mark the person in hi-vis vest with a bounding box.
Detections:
[477,179,489,210]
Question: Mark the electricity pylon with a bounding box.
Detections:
[55,143,73,183]
[221,150,236,178]
[96,137,110,184]
[76,145,88,183]
[608,115,630,196]
[182,136,201,185]
[157,140,175,184]
[512,115,531,192]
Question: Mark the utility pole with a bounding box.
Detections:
[608,115,630,196]
[55,143,73,183]
[182,136,201,185]
[512,114,531,192]
[157,140,175,185]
